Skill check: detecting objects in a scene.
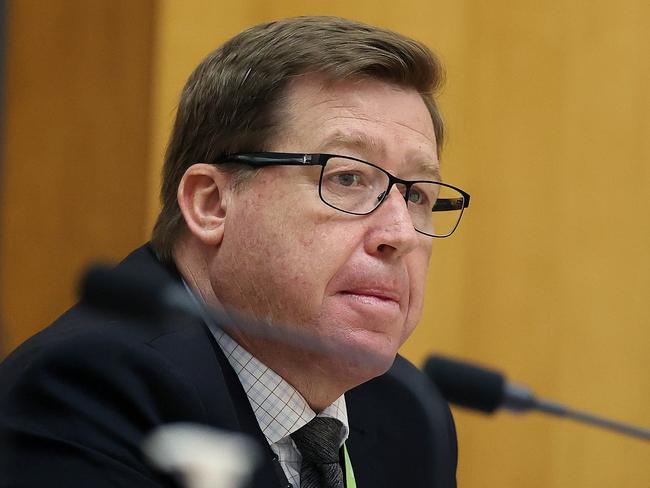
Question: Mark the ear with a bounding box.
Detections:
[177,163,231,246]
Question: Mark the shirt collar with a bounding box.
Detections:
[212,328,349,446]
[182,280,349,447]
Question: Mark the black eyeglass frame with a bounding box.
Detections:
[219,152,471,237]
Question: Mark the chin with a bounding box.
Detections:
[325,329,401,384]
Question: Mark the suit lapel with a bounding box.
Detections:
[120,245,289,488]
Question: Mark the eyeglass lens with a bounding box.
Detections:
[319,156,465,237]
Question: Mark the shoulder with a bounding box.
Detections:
[346,354,458,488]
[0,289,236,429]
[0,306,196,485]
[0,245,238,485]
[0,243,220,418]
[347,354,454,425]
[0,299,217,433]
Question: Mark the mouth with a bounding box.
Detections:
[338,289,401,305]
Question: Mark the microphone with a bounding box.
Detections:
[142,423,261,488]
[80,264,386,370]
[81,264,199,319]
[424,355,650,442]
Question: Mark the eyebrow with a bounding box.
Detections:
[409,156,441,182]
[320,130,441,182]
[322,130,386,158]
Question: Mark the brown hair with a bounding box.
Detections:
[151,16,445,262]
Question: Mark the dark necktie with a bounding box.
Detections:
[291,417,345,488]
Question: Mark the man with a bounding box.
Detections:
[0,16,467,487]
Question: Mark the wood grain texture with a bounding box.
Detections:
[0,0,155,351]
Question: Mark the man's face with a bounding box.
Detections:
[211,76,437,382]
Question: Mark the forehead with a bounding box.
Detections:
[273,75,438,176]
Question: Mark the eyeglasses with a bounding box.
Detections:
[219,152,471,238]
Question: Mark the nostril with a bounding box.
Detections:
[376,243,396,253]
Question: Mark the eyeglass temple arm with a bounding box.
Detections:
[223,153,317,166]
[432,192,471,212]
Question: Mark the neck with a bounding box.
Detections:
[173,239,220,308]
[173,239,359,412]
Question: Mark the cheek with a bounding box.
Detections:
[274,217,354,295]
[411,251,431,298]
[403,246,433,335]
[231,191,351,307]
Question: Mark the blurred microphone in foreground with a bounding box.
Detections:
[425,355,650,442]
[143,424,261,488]
[80,264,390,373]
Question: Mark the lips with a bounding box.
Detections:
[339,288,401,304]
[328,265,409,312]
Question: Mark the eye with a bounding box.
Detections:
[408,190,420,203]
[327,171,370,188]
[408,188,427,205]
[407,183,438,207]
[333,173,362,187]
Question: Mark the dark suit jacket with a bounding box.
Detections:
[0,245,457,487]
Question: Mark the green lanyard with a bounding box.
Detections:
[343,443,357,488]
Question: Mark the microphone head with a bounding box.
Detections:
[424,355,506,413]
[80,263,180,319]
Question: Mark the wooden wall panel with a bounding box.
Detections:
[408,1,650,486]
[0,0,155,352]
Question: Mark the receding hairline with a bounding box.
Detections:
[267,73,439,151]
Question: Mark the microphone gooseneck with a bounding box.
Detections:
[424,355,650,442]
[80,264,388,371]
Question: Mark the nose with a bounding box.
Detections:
[364,186,421,259]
